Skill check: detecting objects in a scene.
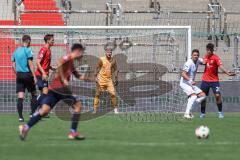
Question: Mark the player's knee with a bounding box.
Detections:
[42,89,48,95]
[95,93,100,98]
[18,92,24,99]
[189,94,197,99]
[39,105,51,116]
[73,101,81,113]
[109,91,116,97]
[199,92,206,97]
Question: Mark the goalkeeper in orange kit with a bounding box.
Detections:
[93,47,119,114]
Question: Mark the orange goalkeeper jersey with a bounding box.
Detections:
[98,56,116,84]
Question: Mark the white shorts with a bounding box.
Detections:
[180,82,203,96]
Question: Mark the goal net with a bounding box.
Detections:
[0,26,191,122]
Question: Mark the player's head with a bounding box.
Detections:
[206,43,214,55]
[191,49,200,61]
[44,34,54,46]
[71,43,84,59]
[105,48,112,59]
[22,35,31,47]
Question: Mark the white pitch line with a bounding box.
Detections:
[0,141,240,148]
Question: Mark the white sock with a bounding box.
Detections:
[185,95,197,114]
[196,96,206,103]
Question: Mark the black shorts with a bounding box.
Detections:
[16,72,36,93]
[36,76,48,91]
[200,80,221,96]
[39,89,77,109]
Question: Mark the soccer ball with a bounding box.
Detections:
[195,125,210,139]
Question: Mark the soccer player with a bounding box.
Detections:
[19,43,87,140]
[180,49,206,119]
[12,35,38,122]
[200,43,235,118]
[93,48,119,114]
[35,34,55,108]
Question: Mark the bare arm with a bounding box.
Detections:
[112,59,119,80]
[28,59,37,84]
[219,65,235,76]
[49,66,56,71]
[57,58,68,85]
[36,59,48,80]
[181,70,196,85]
[94,59,103,78]
[12,62,16,74]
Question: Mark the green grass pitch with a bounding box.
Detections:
[0,113,240,160]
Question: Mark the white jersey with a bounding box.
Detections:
[180,58,203,84]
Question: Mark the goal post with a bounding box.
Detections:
[0,25,191,122]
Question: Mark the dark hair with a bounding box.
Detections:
[44,34,54,43]
[206,43,214,51]
[71,43,84,52]
[22,35,31,43]
[192,49,199,55]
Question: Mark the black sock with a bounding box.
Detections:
[217,103,223,112]
[17,98,24,118]
[201,101,206,114]
[30,95,38,115]
[27,113,42,128]
[71,113,80,132]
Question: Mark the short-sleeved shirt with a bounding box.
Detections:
[11,46,33,73]
[98,56,116,85]
[202,54,222,82]
[35,47,52,76]
[180,58,203,84]
[49,54,74,90]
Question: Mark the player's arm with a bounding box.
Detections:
[49,66,56,71]
[36,59,48,80]
[26,49,37,84]
[94,59,103,82]
[11,54,16,74]
[219,65,235,76]
[28,58,37,84]
[57,56,68,86]
[36,49,48,80]
[181,62,196,85]
[72,69,89,81]
[112,59,119,85]
[217,57,235,76]
[198,58,206,65]
[12,62,16,74]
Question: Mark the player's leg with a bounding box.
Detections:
[68,100,85,140]
[17,92,25,122]
[19,92,56,140]
[93,83,102,113]
[26,75,38,116]
[29,91,38,116]
[191,86,206,110]
[200,81,210,118]
[16,73,25,122]
[180,82,197,118]
[211,82,224,118]
[193,86,206,103]
[19,104,51,141]
[107,82,118,114]
[36,76,49,100]
[185,94,197,118]
[36,76,50,117]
